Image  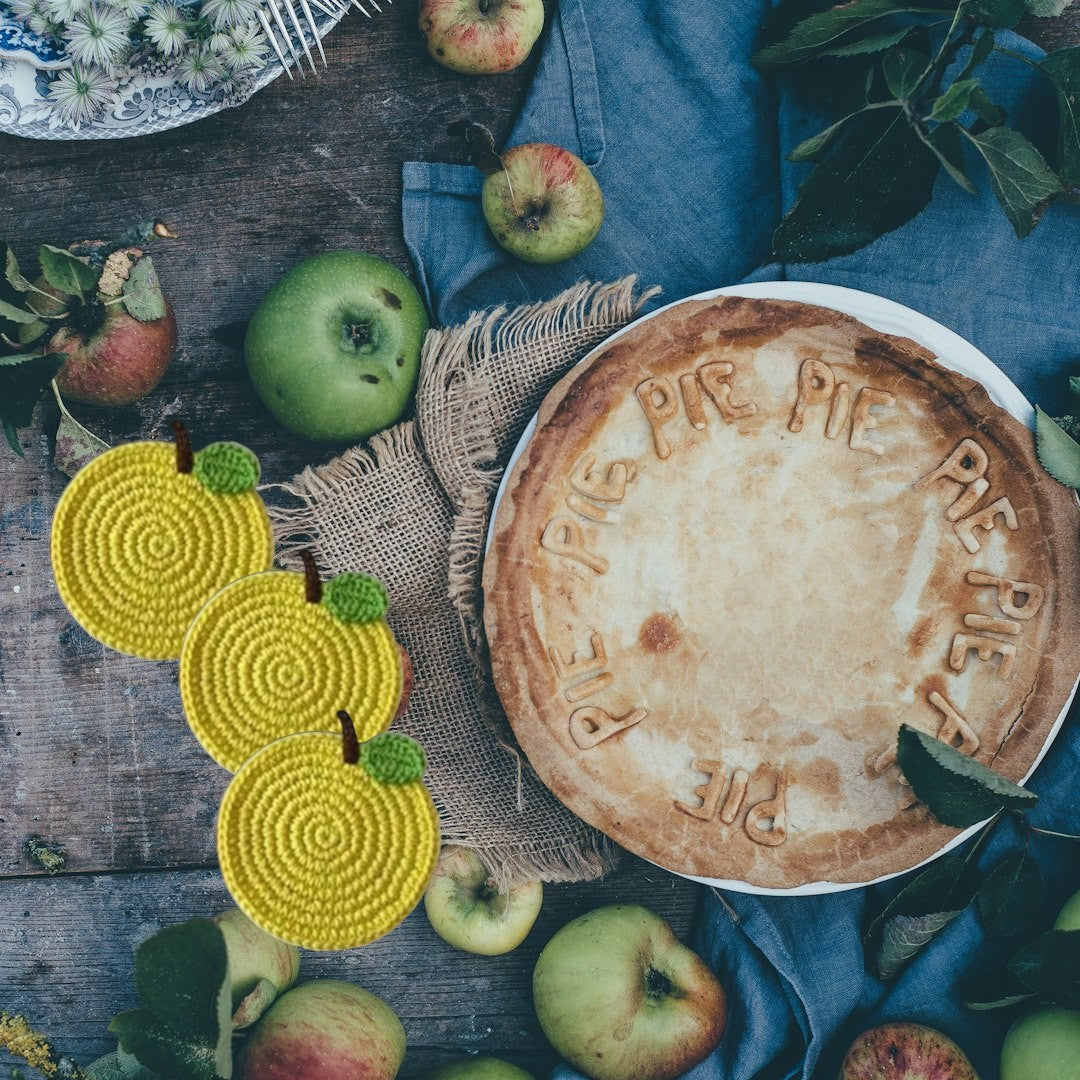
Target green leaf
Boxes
[883,45,929,99]
[924,123,977,191]
[929,78,981,121]
[134,919,231,1047]
[897,724,1039,827]
[0,352,66,455]
[122,255,167,322]
[0,297,43,325]
[110,1011,228,1080]
[964,0,1026,27]
[1039,47,1080,187]
[1070,374,1080,402]
[773,107,940,261]
[87,1050,163,1079]
[753,1,951,69]
[820,25,914,56]
[866,856,975,978]
[54,403,110,478]
[957,29,995,80]
[37,244,98,300]
[1025,0,1070,15]
[3,244,32,293]
[961,964,1036,1009]
[976,851,1044,938]
[967,86,1005,127]
[1035,405,1080,487]
[965,126,1063,236]
[1008,929,1080,1008]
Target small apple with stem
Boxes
[482,142,604,264]
[423,845,543,955]
[418,0,544,75]
[532,904,726,1080]
[235,979,406,1080]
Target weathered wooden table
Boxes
[1,4,1077,1077]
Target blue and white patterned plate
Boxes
[0,3,345,140]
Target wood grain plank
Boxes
[0,856,701,1078]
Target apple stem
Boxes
[299,549,322,603]
[171,420,193,474]
[338,709,360,765]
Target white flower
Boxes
[176,47,225,92]
[8,0,45,22]
[102,0,148,18]
[43,0,90,22]
[47,63,114,127]
[215,22,267,70]
[64,4,131,70]
[199,0,259,30]
[144,1,188,56]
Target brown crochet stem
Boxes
[299,549,322,603]
[338,710,360,765]
[171,420,193,474]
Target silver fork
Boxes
[255,0,390,79]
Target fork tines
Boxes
[258,0,389,78]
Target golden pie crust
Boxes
[483,297,1080,889]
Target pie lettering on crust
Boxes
[482,297,1080,889]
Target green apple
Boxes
[481,144,604,265]
[1053,886,1080,930]
[418,0,544,75]
[1000,1007,1080,1080]
[244,251,428,444]
[236,979,405,1080]
[212,906,300,1028]
[839,1022,978,1080]
[425,1057,537,1080]
[423,845,542,955]
[532,904,726,1080]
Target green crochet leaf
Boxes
[360,732,426,784]
[193,442,261,494]
[322,572,388,624]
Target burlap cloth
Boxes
[268,277,661,885]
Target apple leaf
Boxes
[0,351,66,456]
[923,123,977,192]
[819,26,915,57]
[866,856,977,978]
[0,297,44,326]
[112,919,232,1080]
[122,255,166,322]
[957,30,995,81]
[883,45,929,99]
[928,78,981,122]
[1039,47,1080,187]
[87,1050,164,1079]
[110,1012,228,1080]
[1035,406,1080,488]
[976,851,1044,939]
[54,402,110,478]
[896,724,1038,827]
[961,964,1035,1010]
[964,0,1026,27]
[1070,375,1080,401]
[753,1,953,69]
[968,86,1005,126]
[773,107,940,261]
[964,127,1063,237]
[1008,929,1080,1009]
[3,244,32,293]
[38,244,98,301]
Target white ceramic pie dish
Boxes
[485,281,1078,896]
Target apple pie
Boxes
[482,296,1080,889]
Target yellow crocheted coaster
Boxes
[50,438,274,660]
[217,726,440,950]
[180,569,403,772]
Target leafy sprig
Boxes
[1034,372,1080,487]
[754,0,1080,261]
[866,722,1080,1009]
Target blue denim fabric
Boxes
[401,4,1080,1078]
